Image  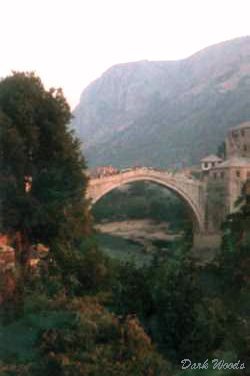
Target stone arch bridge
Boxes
[87,168,207,234]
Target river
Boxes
[95,219,181,265]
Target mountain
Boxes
[72,36,250,169]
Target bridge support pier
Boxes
[193,232,221,250]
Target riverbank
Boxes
[95,219,218,265]
[95,219,180,246]
[95,220,181,265]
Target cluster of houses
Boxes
[88,165,119,178]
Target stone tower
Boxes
[205,122,250,231]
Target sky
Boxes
[1,0,250,109]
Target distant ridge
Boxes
[72,36,250,168]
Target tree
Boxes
[217,141,226,159]
[112,249,227,364]
[222,179,250,248]
[220,179,250,291]
[218,180,250,366]
[33,297,169,376]
[0,72,90,268]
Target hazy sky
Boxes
[1,0,250,109]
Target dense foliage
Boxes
[218,181,250,367]
[111,249,227,363]
[0,72,249,375]
[0,72,169,375]
[0,72,90,267]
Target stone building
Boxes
[225,121,250,158]
[209,156,250,212]
[205,122,250,230]
[200,154,223,172]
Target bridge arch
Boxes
[88,170,205,233]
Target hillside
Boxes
[72,36,250,168]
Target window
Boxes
[243,144,247,152]
[211,162,215,167]
[241,129,245,137]
[220,172,224,178]
[213,172,217,179]
[236,170,241,178]
[204,162,208,168]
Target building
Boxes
[201,122,250,230]
[225,121,250,158]
[200,154,223,172]
[208,156,250,212]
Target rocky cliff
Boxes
[72,36,250,168]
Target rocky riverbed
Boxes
[95,219,180,249]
